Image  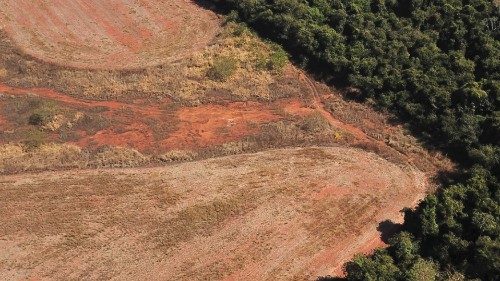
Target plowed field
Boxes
[0,147,427,280]
[0,0,219,69]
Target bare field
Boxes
[0,0,220,69]
[0,3,454,280]
[0,147,427,280]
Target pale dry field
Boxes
[0,147,427,280]
[0,0,220,69]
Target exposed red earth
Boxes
[0,83,312,152]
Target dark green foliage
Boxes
[207,0,499,279]
[267,46,289,71]
[25,99,58,127]
[210,0,498,155]
[345,250,400,281]
[255,44,289,71]
[403,167,500,279]
[22,128,46,149]
[28,113,45,126]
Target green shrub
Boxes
[26,99,58,126]
[267,46,288,71]
[225,11,241,26]
[22,129,46,149]
[28,113,45,126]
[300,112,330,133]
[207,56,238,81]
[256,45,288,72]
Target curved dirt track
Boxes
[0,0,220,69]
[0,147,427,280]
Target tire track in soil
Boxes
[297,72,426,277]
[299,72,370,142]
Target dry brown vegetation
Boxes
[0,23,300,104]
[0,143,152,173]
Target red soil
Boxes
[161,102,280,150]
[0,84,164,116]
[78,123,157,152]
[0,0,220,69]
[0,83,312,152]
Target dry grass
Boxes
[0,110,351,174]
[176,23,290,103]
[0,143,83,173]
[322,94,452,173]
[254,114,342,147]
[218,140,257,155]
[0,24,294,104]
[90,147,150,168]
[0,143,151,173]
[0,94,86,135]
[151,194,252,252]
[300,112,333,134]
[158,149,198,162]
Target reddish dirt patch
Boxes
[0,83,312,152]
[0,0,220,69]
[0,83,164,116]
[281,99,315,116]
[78,123,157,152]
[161,102,280,150]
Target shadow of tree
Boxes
[193,0,220,11]
[316,276,346,281]
[377,219,403,243]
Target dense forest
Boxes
[207,0,499,280]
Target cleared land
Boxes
[0,147,426,280]
[0,0,220,69]
[0,22,450,278]
[0,2,452,280]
